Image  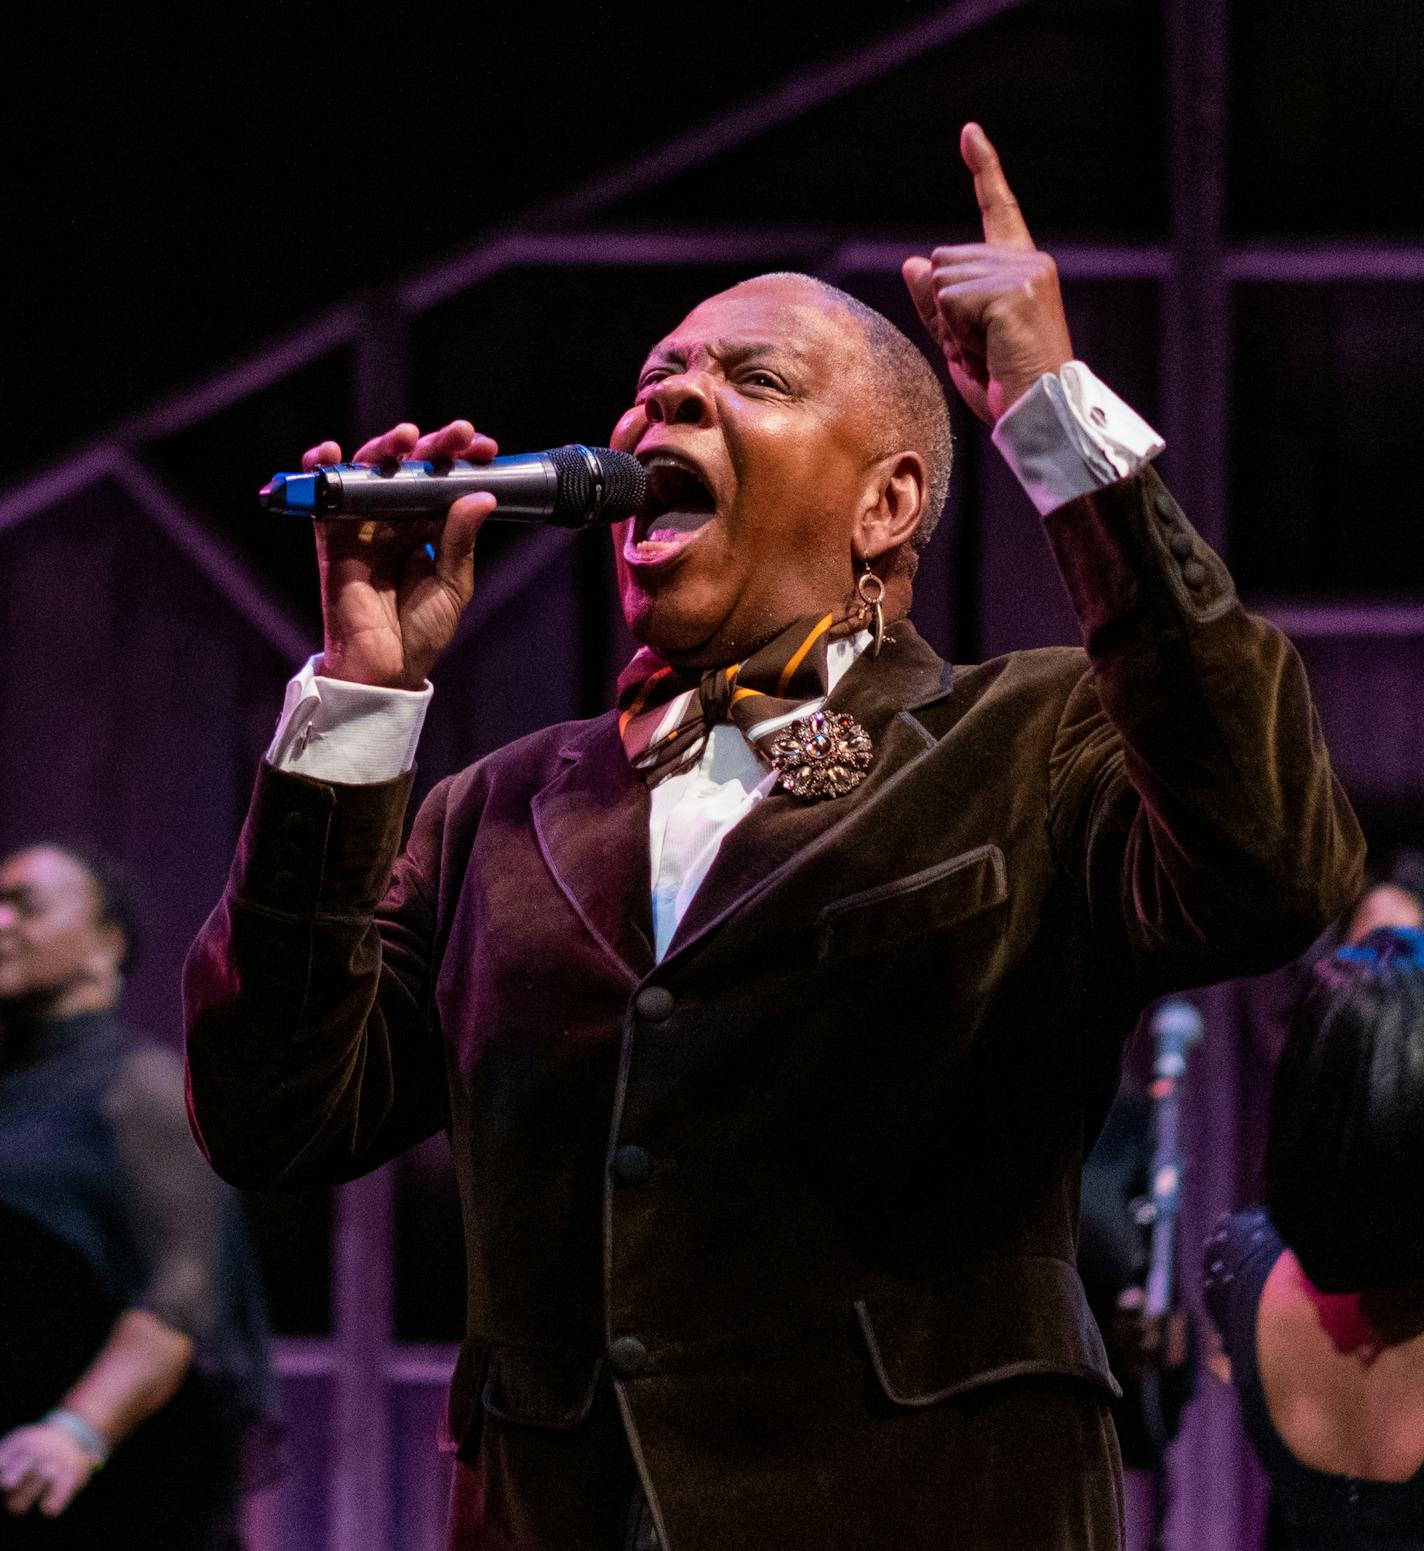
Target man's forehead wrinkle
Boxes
[644,332,816,371]
[723,336,814,363]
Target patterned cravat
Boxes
[617,612,873,796]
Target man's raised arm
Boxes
[904,124,1363,990]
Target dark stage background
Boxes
[3,3,1422,1547]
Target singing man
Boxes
[185,125,1362,1550]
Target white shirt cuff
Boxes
[266,656,432,784]
[991,361,1166,517]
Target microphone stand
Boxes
[1137,999,1204,1550]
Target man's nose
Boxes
[644,373,713,427]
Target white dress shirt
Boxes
[642,635,866,959]
[266,363,1164,961]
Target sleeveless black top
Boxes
[1203,1209,1424,1550]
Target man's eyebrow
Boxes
[639,345,688,376]
[639,337,811,374]
[719,339,813,369]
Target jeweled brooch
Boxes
[768,710,873,799]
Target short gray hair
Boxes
[751,272,953,547]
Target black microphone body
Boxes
[260,445,646,530]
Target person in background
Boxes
[1203,925,1424,1550]
[1343,850,1424,943]
[0,843,277,1550]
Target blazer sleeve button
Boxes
[1181,559,1208,589]
[634,986,675,1022]
[608,1336,650,1378]
[1168,531,1194,560]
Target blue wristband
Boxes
[43,1409,110,1468]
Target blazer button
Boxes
[608,1336,649,1378]
[614,1145,654,1186]
[1168,531,1194,560]
[634,986,675,1022]
[1181,559,1208,589]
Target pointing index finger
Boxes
[961,122,1033,251]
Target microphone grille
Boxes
[548,445,647,526]
[589,448,647,520]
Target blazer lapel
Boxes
[662,622,955,964]
[531,716,656,986]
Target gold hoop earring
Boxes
[857,564,886,657]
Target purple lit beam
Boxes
[10,232,1423,532]
[330,1166,395,1551]
[402,227,847,312]
[1245,599,1424,639]
[0,307,361,518]
[824,240,1175,282]
[1159,0,1231,556]
[122,303,362,444]
[1158,6,1241,1547]
[325,296,410,1551]
[117,452,311,662]
[271,1336,460,1387]
[449,527,575,651]
[0,447,123,536]
[410,0,1033,304]
[1228,246,1424,283]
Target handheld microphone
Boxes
[259,445,646,530]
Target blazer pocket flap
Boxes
[480,1343,603,1430]
[855,1257,1119,1407]
[818,844,1008,962]
[439,1338,489,1455]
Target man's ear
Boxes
[853,451,927,562]
[88,919,126,980]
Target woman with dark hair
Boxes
[0,843,277,1549]
[1203,926,1424,1548]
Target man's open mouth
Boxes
[625,454,718,567]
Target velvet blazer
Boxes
[185,467,1363,1550]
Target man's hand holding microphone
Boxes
[277,419,648,691]
[300,418,499,691]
